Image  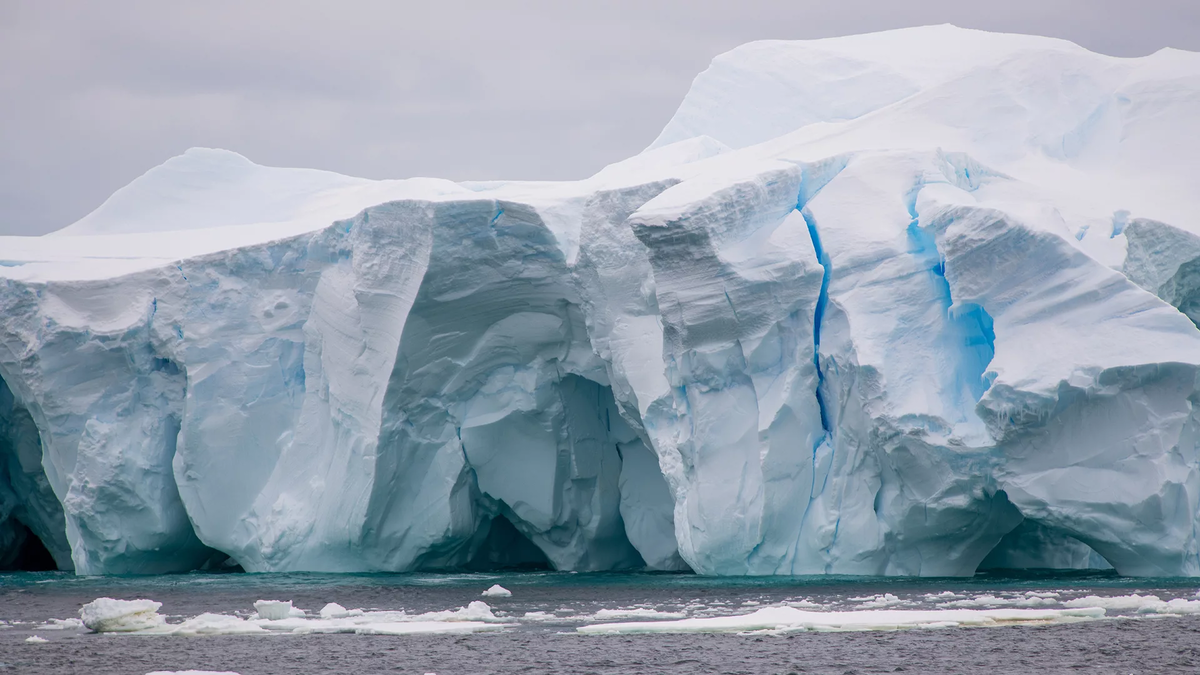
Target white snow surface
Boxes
[2,25,1200,576]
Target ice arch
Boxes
[979,520,1114,571]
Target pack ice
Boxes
[2,25,1200,576]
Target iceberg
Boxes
[2,25,1200,576]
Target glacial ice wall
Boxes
[2,25,1200,575]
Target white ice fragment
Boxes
[25,636,48,643]
[253,600,295,620]
[850,594,910,609]
[319,602,361,619]
[79,598,165,632]
[481,585,512,598]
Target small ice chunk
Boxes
[25,635,48,643]
[253,600,295,620]
[481,585,512,598]
[319,602,349,619]
[458,601,496,620]
[79,598,165,632]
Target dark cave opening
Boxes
[976,519,1114,573]
[464,514,553,572]
[5,521,57,572]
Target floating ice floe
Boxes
[79,598,166,632]
[481,585,512,598]
[591,608,688,621]
[80,597,511,637]
[848,593,911,609]
[937,594,1060,609]
[253,599,303,620]
[25,635,48,643]
[1062,594,1200,615]
[576,606,1106,634]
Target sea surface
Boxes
[2,570,1199,674]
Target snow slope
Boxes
[2,25,1200,575]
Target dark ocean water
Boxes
[2,570,1199,675]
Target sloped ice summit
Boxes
[3,25,1200,576]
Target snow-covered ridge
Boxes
[2,25,1200,576]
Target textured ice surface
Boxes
[2,25,1200,576]
[252,600,298,620]
[79,598,166,632]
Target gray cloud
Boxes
[2,0,1197,235]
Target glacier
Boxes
[2,24,1200,576]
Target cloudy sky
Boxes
[2,0,1198,235]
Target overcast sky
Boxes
[2,0,1198,235]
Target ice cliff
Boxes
[2,25,1200,576]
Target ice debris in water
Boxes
[25,635,48,643]
[578,606,1106,634]
[849,594,910,609]
[938,594,1059,608]
[71,600,509,637]
[79,598,165,632]
[1062,594,1200,615]
[481,585,512,598]
[36,618,85,630]
[253,600,299,620]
